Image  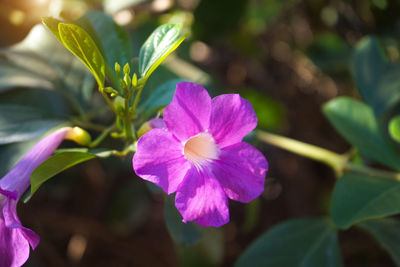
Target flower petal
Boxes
[175,167,229,227]
[0,197,39,267]
[210,94,257,148]
[164,82,211,141]
[133,128,190,194]
[0,127,71,198]
[149,118,166,129]
[213,142,268,203]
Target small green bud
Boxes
[111,132,122,138]
[132,73,138,88]
[115,62,121,77]
[65,127,92,146]
[124,73,132,90]
[119,78,125,90]
[113,96,125,114]
[104,86,118,95]
[123,63,130,75]
[117,106,125,116]
[137,122,152,138]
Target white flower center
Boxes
[183,133,219,167]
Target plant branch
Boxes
[257,130,400,181]
[99,86,118,116]
[89,124,117,148]
[256,130,346,176]
[345,163,400,181]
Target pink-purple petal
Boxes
[210,94,257,148]
[213,142,268,203]
[149,118,166,129]
[3,198,39,249]
[133,128,190,194]
[0,127,72,267]
[0,197,39,267]
[164,82,211,141]
[0,127,71,198]
[175,167,229,227]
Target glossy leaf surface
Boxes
[235,217,343,267]
[323,97,400,171]
[331,173,400,229]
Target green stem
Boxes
[99,86,118,116]
[256,130,346,176]
[124,96,133,140]
[257,130,400,181]
[130,85,144,116]
[89,124,117,148]
[111,143,136,157]
[345,163,400,182]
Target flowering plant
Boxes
[0,5,400,267]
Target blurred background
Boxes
[1,0,400,266]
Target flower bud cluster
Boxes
[111,62,142,98]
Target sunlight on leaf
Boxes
[58,23,105,88]
[139,24,186,80]
[76,11,132,90]
[388,115,400,143]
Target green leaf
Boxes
[1,24,94,112]
[389,115,400,143]
[352,36,400,118]
[54,147,115,158]
[0,88,74,118]
[29,151,96,199]
[0,57,53,93]
[138,78,183,114]
[0,105,64,144]
[58,23,105,88]
[331,173,400,229]
[235,217,343,267]
[139,24,186,80]
[42,17,62,41]
[76,11,132,90]
[323,97,400,171]
[358,218,400,266]
[164,195,202,246]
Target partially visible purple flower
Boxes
[133,82,268,227]
[137,118,166,138]
[149,118,166,129]
[0,127,87,267]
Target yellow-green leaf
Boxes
[58,23,105,88]
[139,24,186,80]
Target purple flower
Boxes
[133,82,268,227]
[0,127,81,267]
